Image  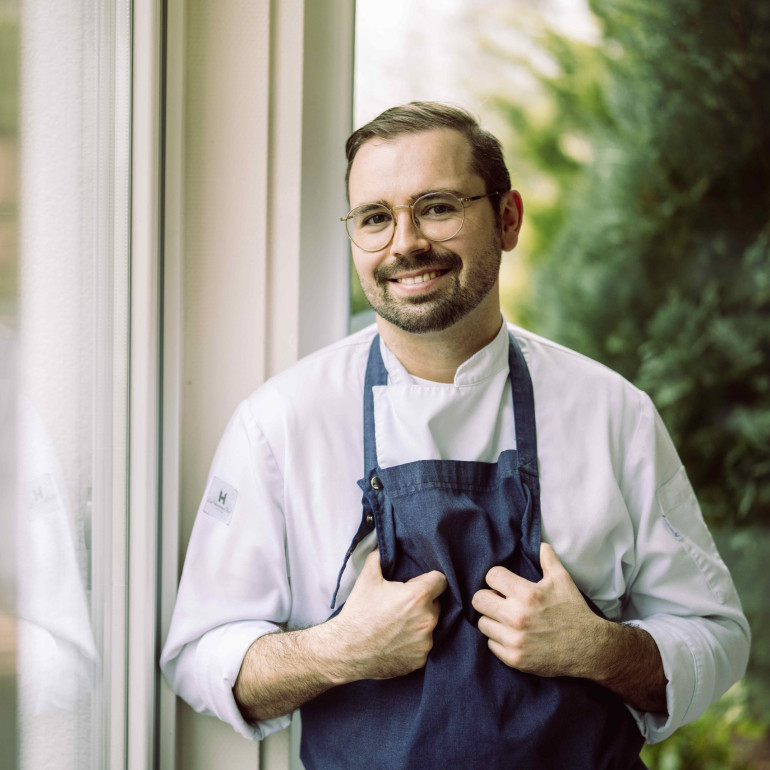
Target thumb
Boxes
[360,548,383,580]
[408,570,448,599]
[539,542,564,576]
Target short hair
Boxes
[345,102,511,213]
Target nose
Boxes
[389,206,430,256]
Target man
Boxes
[161,103,749,768]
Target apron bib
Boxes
[301,334,645,769]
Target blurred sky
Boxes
[354,0,597,132]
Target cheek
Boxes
[353,252,385,285]
[352,257,377,290]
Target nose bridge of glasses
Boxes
[390,202,423,234]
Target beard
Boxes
[357,240,502,334]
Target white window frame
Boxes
[155,1,355,768]
[127,1,164,768]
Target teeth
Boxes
[397,271,439,285]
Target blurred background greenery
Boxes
[354,0,769,765]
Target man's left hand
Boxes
[471,542,603,679]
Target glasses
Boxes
[340,190,506,252]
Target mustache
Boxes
[374,248,462,283]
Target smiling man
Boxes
[161,103,749,769]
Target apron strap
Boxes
[327,335,385,610]
[507,332,539,475]
[363,334,388,477]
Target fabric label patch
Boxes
[203,476,238,525]
[27,473,60,520]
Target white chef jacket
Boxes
[160,320,750,745]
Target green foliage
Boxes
[640,681,769,770]
[498,0,770,529]
[0,10,20,138]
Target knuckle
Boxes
[502,605,528,630]
[411,583,431,604]
[493,640,522,669]
[417,614,436,635]
[518,611,533,630]
[522,587,542,611]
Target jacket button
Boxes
[366,513,374,525]
[370,476,383,490]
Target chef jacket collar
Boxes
[378,315,510,388]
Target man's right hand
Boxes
[234,549,446,722]
[329,549,448,681]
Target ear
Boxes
[500,190,524,252]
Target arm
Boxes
[234,549,447,722]
[472,543,667,712]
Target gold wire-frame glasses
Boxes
[340,190,506,252]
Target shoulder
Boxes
[508,322,649,427]
[509,323,642,392]
[261,324,374,401]
[240,324,376,437]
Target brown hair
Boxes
[345,102,511,217]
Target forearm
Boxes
[233,621,352,722]
[584,619,668,713]
[233,552,446,723]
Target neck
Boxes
[376,291,503,383]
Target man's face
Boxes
[347,129,506,335]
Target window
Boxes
[1,0,131,766]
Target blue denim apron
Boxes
[301,334,645,769]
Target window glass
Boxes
[1,0,130,767]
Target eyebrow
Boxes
[355,188,467,209]
[354,202,389,213]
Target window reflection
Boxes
[0,0,130,766]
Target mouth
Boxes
[390,268,450,285]
[373,249,462,296]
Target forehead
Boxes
[348,129,479,207]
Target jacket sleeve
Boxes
[160,398,292,740]
[619,392,750,743]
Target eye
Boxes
[416,194,463,220]
[352,205,392,231]
[361,211,391,227]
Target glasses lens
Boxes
[413,192,464,242]
[347,204,394,251]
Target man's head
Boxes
[345,102,511,228]
[345,103,522,337]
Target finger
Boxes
[471,588,506,619]
[539,543,565,578]
[409,570,448,600]
[487,638,525,671]
[360,548,383,578]
[485,564,530,598]
[477,615,512,646]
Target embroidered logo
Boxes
[203,476,238,525]
[27,473,60,520]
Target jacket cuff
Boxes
[621,615,699,743]
[195,620,292,741]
